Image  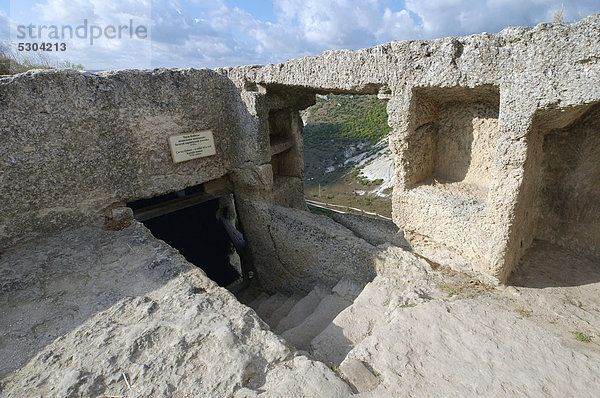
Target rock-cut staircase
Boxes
[246,279,390,393]
[244,245,435,393]
[248,280,364,352]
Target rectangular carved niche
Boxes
[268,108,305,208]
[533,103,600,260]
[406,85,500,202]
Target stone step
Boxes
[255,293,288,322]
[275,285,330,334]
[310,281,387,366]
[331,279,364,300]
[267,294,302,328]
[280,291,355,351]
[248,292,270,311]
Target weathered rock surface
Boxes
[309,241,600,397]
[0,222,189,377]
[0,68,249,249]
[2,16,599,286]
[237,201,378,293]
[309,246,433,366]
[239,235,600,397]
[280,280,362,350]
[275,285,331,333]
[347,297,600,397]
[2,220,600,397]
[0,223,351,397]
[233,356,352,398]
[331,213,411,249]
[1,14,599,398]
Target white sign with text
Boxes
[168,131,216,163]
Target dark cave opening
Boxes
[128,192,240,287]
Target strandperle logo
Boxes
[15,19,148,45]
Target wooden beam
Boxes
[133,188,231,222]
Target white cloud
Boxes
[4,0,599,69]
[19,0,153,69]
[268,0,420,50]
[405,0,599,39]
[35,0,97,23]
[148,0,268,68]
[243,0,423,63]
[378,8,420,40]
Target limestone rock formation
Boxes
[0,14,599,398]
[226,14,600,282]
[0,223,352,397]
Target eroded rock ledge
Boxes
[0,223,351,397]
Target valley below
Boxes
[302,94,394,218]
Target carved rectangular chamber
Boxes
[531,103,600,260]
[394,85,501,276]
[406,85,500,203]
[268,108,306,209]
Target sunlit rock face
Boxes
[1,14,600,397]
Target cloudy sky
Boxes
[0,0,598,70]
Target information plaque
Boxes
[168,131,216,163]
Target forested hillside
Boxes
[303,94,390,145]
[302,94,394,217]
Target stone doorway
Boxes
[128,185,243,287]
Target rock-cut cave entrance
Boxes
[127,183,246,287]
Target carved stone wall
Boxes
[2,15,599,283]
